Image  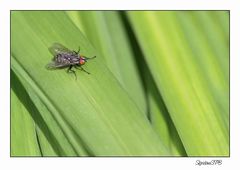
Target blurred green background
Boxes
[11,11,229,156]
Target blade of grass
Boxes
[35,126,58,156]
[176,11,229,124]
[67,11,146,114]
[121,16,187,156]
[11,89,41,156]
[11,11,170,156]
[128,11,229,156]
[11,69,80,156]
[146,73,187,156]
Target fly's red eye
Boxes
[80,59,85,65]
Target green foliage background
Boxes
[11,11,229,156]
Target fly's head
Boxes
[79,55,87,65]
[79,55,96,65]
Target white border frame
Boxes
[1,0,239,169]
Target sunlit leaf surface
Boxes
[11,11,229,156]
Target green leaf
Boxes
[11,89,41,156]
[11,10,229,156]
[11,11,169,156]
[121,21,186,156]
[145,72,186,156]
[11,69,78,156]
[128,11,229,156]
[67,11,146,114]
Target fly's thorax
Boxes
[56,53,80,64]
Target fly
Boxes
[46,43,96,79]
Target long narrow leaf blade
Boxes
[128,11,229,156]
[11,11,170,156]
[67,11,147,113]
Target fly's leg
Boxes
[74,46,80,55]
[74,65,90,74]
[67,65,77,80]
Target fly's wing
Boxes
[45,60,71,69]
[48,43,73,56]
[47,43,78,69]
